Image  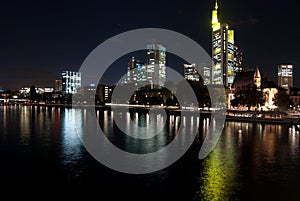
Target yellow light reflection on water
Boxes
[198,155,237,200]
[195,123,238,201]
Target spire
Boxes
[254,66,261,89]
[212,0,220,31]
[254,66,261,78]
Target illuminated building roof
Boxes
[212,0,220,31]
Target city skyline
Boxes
[0,0,299,89]
[126,44,166,88]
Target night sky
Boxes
[0,0,299,89]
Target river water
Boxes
[0,105,299,200]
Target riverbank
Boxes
[2,103,299,125]
[226,109,300,125]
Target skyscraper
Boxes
[54,79,62,92]
[278,64,293,89]
[127,57,146,85]
[61,71,81,94]
[184,64,200,82]
[234,46,243,72]
[211,0,240,87]
[146,44,166,88]
[202,65,211,85]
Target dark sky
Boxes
[0,0,299,89]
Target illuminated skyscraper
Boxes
[146,44,166,88]
[125,45,166,87]
[184,64,200,82]
[61,71,81,94]
[127,57,146,85]
[54,79,62,92]
[234,46,243,72]
[183,64,210,84]
[211,0,240,87]
[202,65,211,85]
[278,64,293,89]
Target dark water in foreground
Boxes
[0,105,300,200]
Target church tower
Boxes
[254,66,261,90]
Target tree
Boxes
[42,92,53,103]
[231,85,265,110]
[273,87,291,110]
[175,80,210,108]
[190,81,211,108]
[29,85,37,102]
[62,93,72,104]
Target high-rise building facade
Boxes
[184,64,200,82]
[183,63,210,84]
[234,46,243,72]
[146,44,166,88]
[96,84,114,103]
[125,44,166,88]
[54,79,62,92]
[127,57,147,84]
[61,71,81,94]
[202,65,211,85]
[278,64,293,89]
[211,1,241,87]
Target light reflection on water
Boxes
[19,106,31,146]
[61,109,84,164]
[195,121,300,201]
[1,106,300,200]
[96,109,197,155]
[195,121,238,201]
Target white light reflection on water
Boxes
[19,106,31,146]
[61,108,85,176]
[95,110,201,159]
[1,106,7,137]
[1,106,300,199]
[289,125,299,159]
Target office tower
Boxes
[278,64,293,89]
[127,57,147,85]
[234,46,243,72]
[184,64,200,82]
[96,84,113,103]
[211,0,240,87]
[54,79,62,91]
[61,71,81,94]
[146,44,166,88]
